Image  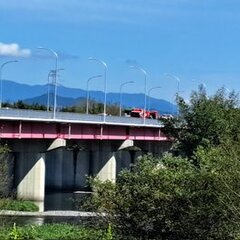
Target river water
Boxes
[44,191,91,211]
[0,191,95,226]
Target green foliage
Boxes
[3,98,121,115]
[85,87,240,239]
[3,101,47,111]
[62,99,120,116]
[62,102,86,113]
[89,153,240,239]
[106,103,120,116]
[0,223,112,240]
[0,199,39,212]
[162,87,240,159]
[0,143,11,198]
[106,223,113,240]
[197,142,240,225]
[8,223,21,240]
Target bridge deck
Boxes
[0,109,161,127]
[0,109,167,141]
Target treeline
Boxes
[2,99,122,116]
[2,101,47,111]
[62,99,121,116]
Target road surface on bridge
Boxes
[0,108,162,128]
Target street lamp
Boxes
[148,86,161,111]
[47,68,64,112]
[88,57,107,121]
[130,66,147,124]
[164,73,180,97]
[119,81,134,116]
[86,75,102,114]
[164,73,180,118]
[38,47,58,119]
[0,60,18,109]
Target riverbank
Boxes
[0,210,105,217]
[0,210,111,239]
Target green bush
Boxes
[89,152,240,239]
[0,143,11,198]
[0,199,39,212]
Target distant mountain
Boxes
[23,93,85,108]
[2,80,176,114]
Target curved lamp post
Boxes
[164,73,180,97]
[164,73,180,118]
[130,66,147,124]
[0,60,18,109]
[148,86,161,111]
[38,47,58,119]
[119,81,134,116]
[88,57,107,121]
[86,75,102,114]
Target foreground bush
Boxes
[0,199,39,212]
[0,223,111,240]
[89,151,240,240]
[0,143,11,198]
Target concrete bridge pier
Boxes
[14,151,45,210]
[90,139,142,182]
[90,141,117,183]
[11,139,66,211]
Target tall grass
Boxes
[0,199,39,212]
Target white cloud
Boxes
[0,43,31,57]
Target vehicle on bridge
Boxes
[124,108,159,119]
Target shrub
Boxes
[89,153,240,239]
[0,199,39,212]
[0,143,12,198]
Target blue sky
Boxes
[0,0,240,102]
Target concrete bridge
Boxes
[0,109,171,211]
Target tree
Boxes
[162,86,240,159]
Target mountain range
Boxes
[2,80,176,114]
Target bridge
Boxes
[0,109,166,140]
[0,109,171,211]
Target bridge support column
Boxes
[15,152,45,211]
[91,141,116,183]
[45,148,64,190]
[75,151,90,189]
[95,154,116,182]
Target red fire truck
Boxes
[124,108,159,119]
